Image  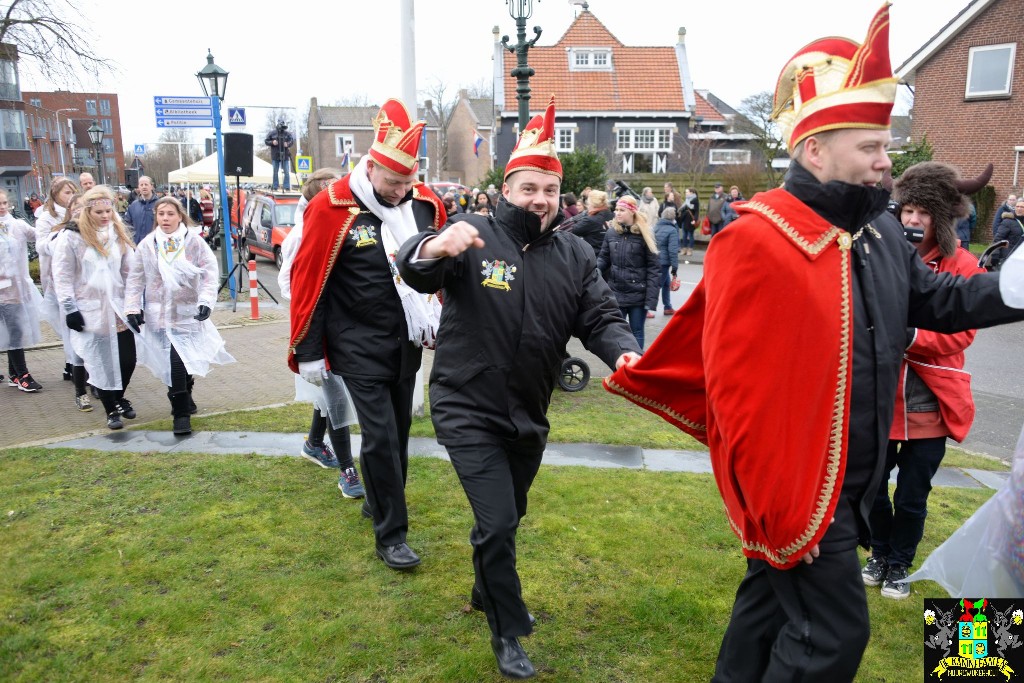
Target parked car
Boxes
[240,190,300,268]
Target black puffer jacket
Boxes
[397,197,639,451]
[994,212,1024,267]
[596,222,660,310]
[570,209,613,253]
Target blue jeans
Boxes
[619,305,646,349]
[681,227,695,249]
[272,158,291,190]
[868,437,947,568]
[710,221,724,236]
[660,265,673,310]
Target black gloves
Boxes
[126,313,144,333]
[194,305,211,322]
[671,268,678,277]
[65,311,85,332]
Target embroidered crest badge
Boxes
[351,224,378,247]
[388,250,401,284]
[481,259,516,291]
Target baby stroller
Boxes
[978,240,1010,272]
[558,355,590,392]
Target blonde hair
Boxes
[612,206,657,253]
[153,196,192,227]
[302,167,343,202]
[587,190,609,212]
[43,178,79,219]
[78,186,134,256]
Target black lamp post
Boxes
[87,119,104,185]
[501,0,542,132]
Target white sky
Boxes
[21,0,970,155]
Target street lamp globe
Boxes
[196,49,229,100]
[506,0,534,19]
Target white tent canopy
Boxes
[167,153,274,185]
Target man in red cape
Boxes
[605,5,1024,680]
[287,98,445,571]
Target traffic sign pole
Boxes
[212,97,236,300]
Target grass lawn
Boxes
[132,383,1008,472]
[0,446,994,682]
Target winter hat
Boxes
[893,161,993,256]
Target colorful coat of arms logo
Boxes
[351,224,378,248]
[481,259,516,291]
[925,599,1022,680]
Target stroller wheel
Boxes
[558,357,591,392]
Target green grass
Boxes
[0,447,994,681]
[133,383,1003,471]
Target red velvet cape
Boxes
[605,188,854,569]
[286,174,445,372]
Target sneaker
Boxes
[300,441,340,468]
[75,394,93,412]
[664,308,675,315]
[338,467,366,498]
[8,374,20,387]
[15,373,42,392]
[862,556,888,586]
[117,398,136,419]
[106,411,123,430]
[881,565,911,599]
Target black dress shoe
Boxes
[375,542,421,570]
[490,636,535,679]
[471,586,536,626]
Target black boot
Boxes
[170,391,192,436]
[490,636,536,679]
[187,376,197,414]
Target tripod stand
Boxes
[217,174,279,313]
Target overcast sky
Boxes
[21,0,970,156]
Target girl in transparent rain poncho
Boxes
[53,186,138,429]
[124,196,233,436]
[0,189,43,392]
[277,168,363,498]
[34,178,79,383]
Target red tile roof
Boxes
[501,10,725,123]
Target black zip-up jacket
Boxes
[785,162,1024,550]
[596,223,661,311]
[570,209,613,253]
[397,197,640,451]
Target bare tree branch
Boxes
[421,79,457,174]
[734,90,785,187]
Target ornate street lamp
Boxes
[501,0,542,131]
[196,49,236,298]
[87,119,105,185]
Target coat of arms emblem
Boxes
[481,259,516,291]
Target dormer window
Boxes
[569,48,612,72]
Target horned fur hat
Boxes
[892,161,993,257]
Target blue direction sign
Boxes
[134,144,146,156]
[153,96,212,107]
[156,118,213,128]
[154,106,213,117]
[227,107,246,126]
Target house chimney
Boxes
[678,27,686,45]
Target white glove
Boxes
[298,359,327,386]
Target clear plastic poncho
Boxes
[52,227,131,390]
[124,225,234,386]
[0,213,43,351]
[907,425,1024,597]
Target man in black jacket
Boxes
[397,97,640,680]
[265,121,294,190]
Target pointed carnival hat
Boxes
[369,98,425,175]
[504,96,562,181]
[771,3,898,151]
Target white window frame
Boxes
[555,124,575,153]
[709,148,752,165]
[614,123,674,153]
[335,134,354,158]
[965,43,1016,98]
[568,48,613,72]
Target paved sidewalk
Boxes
[44,429,1009,490]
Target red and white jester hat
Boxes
[369,98,425,175]
[504,96,563,181]
[771,3,898,151]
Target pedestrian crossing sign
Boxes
[295,156,312,173]
[227,107,246,126]
[134,144,145,156]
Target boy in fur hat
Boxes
[862,161,990,599]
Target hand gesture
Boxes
[615,352,642,369]
[420,221,485,259]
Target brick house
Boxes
[306,98,441,179]
[442,90,494,187]
[896,0,1023,228]
[492,6,752,179]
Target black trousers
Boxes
[343,375,415,546]
[712,549,870,682]
[98,329,136,414]
[447,443,543,639]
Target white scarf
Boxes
[348,156,441,347]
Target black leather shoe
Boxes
[471,586,536,627]
[375,542,421,570]
[490,636,535,679]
